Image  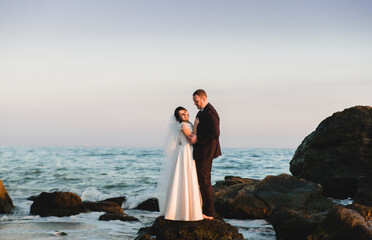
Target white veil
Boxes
[156,115,180,215]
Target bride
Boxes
[156,106,204,221]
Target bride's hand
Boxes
[188,134,197,144]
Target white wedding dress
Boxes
[157,120,203,221]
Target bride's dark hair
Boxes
[174,106,187,123]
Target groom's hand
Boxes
[188,134,198,144]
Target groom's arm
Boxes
[196,109,220,144]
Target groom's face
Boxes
[193,95,205,109]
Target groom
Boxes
[189,89,221,219]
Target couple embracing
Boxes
[157,89,221,221]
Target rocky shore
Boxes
[214,106,372,239]
[29,191,138,222]
[212,106,372,239]
[212,174,372,240]
[213,174,334,239]
[1,105,371,239]
[135,106,372,239]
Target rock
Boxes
[258,174,333,240]
[30,192,90,217]
[135,198,159,212]
[27,195,39,201]
[83,201,124,214]
[214,174,335,240]
[134,234,154,240]
[137,216,243,240]
[290,106,372,199]
[255,174,333,211]
[51,230,68,236]
[353,176,372,207]
[255,174,333,239]
[213,174,333,219]
[99,196,126,206]
[309,206,372,240]
[213,176,269,219]
[346,203,372,221]
[0,180,15,214]
[268,207,328,240]
[99,212,138,221]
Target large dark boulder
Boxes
[0,180,14,213]
[30,192,90,217]
[214,174,334,240]
[268,207,328,240]
[290,106,372,199]
[213,176,269,219]
[136,216,243,240]
[309,205,372,240]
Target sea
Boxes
[0,146,294,240]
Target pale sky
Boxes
[1,0,371,148]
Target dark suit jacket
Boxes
[193,103,221,161]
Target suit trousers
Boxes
[195,157,214,216]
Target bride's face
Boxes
[178,110,189,122]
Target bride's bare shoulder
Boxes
[180,122,192,128]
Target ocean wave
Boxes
[0,216,10,222]
[80,187,111,201]
[124,192,157,210]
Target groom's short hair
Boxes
[193,89,207,98]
